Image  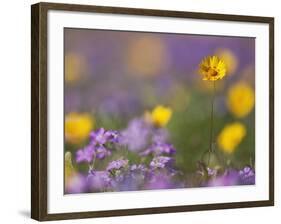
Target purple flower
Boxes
[105,130,119,143]
[119,118,151,152]
[109,164,148,191]
[87,171,112,191]
[65,174,87,194]
[152,128,169,143]
[95,145,111,159]
[118,118,171,153]
[76,145,95,163]
[130,164,147,172]
[141,142,176,156]
[90,128,120,146]
[150,156,174,169]
[129,164,148,180]
[145,173,174,190]
[208,169,240,186]
[113,177,139,191]
[207,167,217,177]
[90,128,108,145]
[106,159,129,172]
[239,166,255,185]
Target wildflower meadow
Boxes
[64,29,255,194]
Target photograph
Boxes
[0,0,278,223]
[30,2,274,220]
[64,28,256,194]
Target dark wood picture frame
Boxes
[31,2,274,221]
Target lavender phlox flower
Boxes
[141,142,176,156]
[129,164,148,180]
[65,174,87,193]
[145,173,173,190]
[130,164,147,172]
[76,145,95,163]
[113,177,139,191]
[88,128,119,160]
[239,166,255,185]
[107,159,129,183]
[112,166,146,191]
[119,118,151,152]
[208,169,239,186]
[87,171,112,191]
[207,167,217,177]
[152,128,169,143]
[150,156,174,169]
[106,159,129,172]
[105,130,119,143]
[90,128,119,145]
[111,164,148,191]
[95,145,111,159]
[90,128,108,145]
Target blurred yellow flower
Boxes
[146,105,172,127]
[227,82,255,118]
[65,113,94,144]
[65,151,76,181]
[217,122,246,154]
[65,53,87,83]
[65,152,86,193]
[216,48,238,75]
[199,56,226,81]
[126,37,169,77]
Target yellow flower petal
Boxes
[65,53,87,83]
[65,112,94,144]
[150,105,172,127]
[227,82,255,118]
[216,48,238,75]
[199,55,227,81]
[217,122,246,154]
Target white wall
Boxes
[0,0,280,223]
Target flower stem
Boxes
[89,154,96,172]
[209,81,216,154]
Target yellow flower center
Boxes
[207,68,218,77]
[198,55,227,81]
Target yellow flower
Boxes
[227,82,255,118]
[217,122,246,154]
[65,53,87,83]
[65,151,76,181]
[147,105,172,127]
[65,113,94,144]
[126,37,168,77]
[65,152,85,193]
[215,48,238,75]
[199,55,227,81]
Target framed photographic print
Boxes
[31,2,274,221]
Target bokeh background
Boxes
[64,28,255,174]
